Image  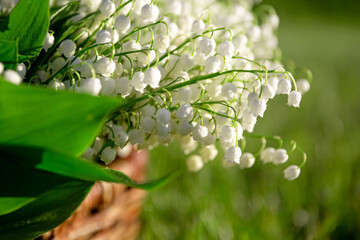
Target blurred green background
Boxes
[140,0,360,239]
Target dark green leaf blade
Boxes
[0,179,92,240]
[0,0,49,60]
[0,80,122,156]
[1,145,182,191]
[0,39,18,69]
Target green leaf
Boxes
[0,182,92,240]
[0,0,50,61]
[0,39,18,69]
[0,145,179,238]
[0,157,92,239]
[0,80,122,157]
[1,145,182,191]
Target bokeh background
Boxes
[140,0,360,239]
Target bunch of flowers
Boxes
[1,0,310,180]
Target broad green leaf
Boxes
[0,39,18,69]
[1,145,182,191]
[0,145,179,238]
[0,181,92,240]
[0,80,122,156]
[0,0,49,60]
[0,156,86,216]
[0,160,92,240]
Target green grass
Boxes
[140,2,360,239]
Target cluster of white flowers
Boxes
[1,0,310,181]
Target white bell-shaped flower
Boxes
[99,0,115,16]
[43,32,55,52]
[96,30,112,44]
[16,63,26,79]
[94,57,116,76]
[232,35,248,52]
[114,15,131,33]
[239,152,255,169]
[296,79,310,94]
[153,34,170,52]
[191,19,205,34]
[155,108,171,124]
[131,71,147,93]
[177,121,193,136]
[218,40,235,59]
[140,105,156,117]
[288,91,302,107]
[220,125,236,142]
[277,78,292,95]
[204,56,221,73]
[58,39,76,58]
[128,128,145,145]
[273,148,289,165]
[283,165,301,180]
[221,82,237,100]
[77,77,102,96]
[176,103,194,121]
[199,38,216,56]
[199,145,218,162]
[100,146,117,165]
[144,67,161,88]
[261,84,275,100]
[186,155,204,172]
[100,77,115,96]
[192,124,208,142]
[48,79,65,91]
[260,147,275,164]
[224,146,242,164]
[115,77,132,98]
[141,4,159,22]
[140,116,156,133]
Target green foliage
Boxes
[0,0,49,61]
[0,39,18,69]
[0,80,120,157]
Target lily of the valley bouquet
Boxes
[0,0,310,239]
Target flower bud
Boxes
[155,108,171,124]
[224,146,242,164]
[114,15,131,33]
[144,67,161,88]
[191,19,205,34]
[186,155,204,172]
[99,0,115,16]
[58,39,76,58]
[199,145,218,162]
[204,56,221,73]
[100,146,117,165]
[129,128,145,145]
[260,147,275,163]
[96,30,112,44]
[141,4,159,22]
[77,77,102,96]
[199,38,216,56]
[218,40,235,59]
[176,103,194,121]
[296,79,310,94]
[273,148,288,165]
[153,34,170,52]
[239,152,255,169]
[3,70,22,85]
[283,165,301,180]
[43,32,55,52]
